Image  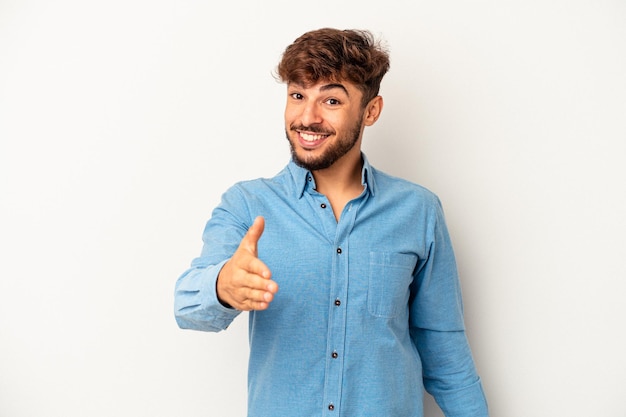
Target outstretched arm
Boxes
[174,187,278,332]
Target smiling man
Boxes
[174,28,488,417]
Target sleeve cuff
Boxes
[431,378,489,417]
[174,259,242,332]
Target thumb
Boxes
[240,216,265,255]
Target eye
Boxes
[325,98,341,105]
[289,92,304,100]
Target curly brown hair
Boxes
[276,28,390,107]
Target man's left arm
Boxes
[409,196,488,417]
[412,327,488,417]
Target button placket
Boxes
[322,193,364,417]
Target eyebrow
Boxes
[290,82,350,97]
[319,83,349,96]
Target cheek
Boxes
[284,107,297,126]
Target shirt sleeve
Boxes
[409,196,489,416]
[174,259,240,331]
[413,328,488,416]
[173,185,252,332]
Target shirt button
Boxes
[336,247,342,254]
[334,299,341,306]
[321,203,327,209]
[332,351,338,359]
[328,404,335,411]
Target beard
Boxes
[286,118,363,171]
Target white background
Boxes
[1,1,625,416]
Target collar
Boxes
[287,153,377,199]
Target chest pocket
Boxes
[367,252,417,318]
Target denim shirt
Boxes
[174,155,488,417]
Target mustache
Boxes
[289,124,334,135]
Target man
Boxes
[174,28,488,416]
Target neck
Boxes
[311,150,363,196]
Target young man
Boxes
[175,28,488,416]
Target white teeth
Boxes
[301,132,326,142]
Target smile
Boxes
[300,132,330,143]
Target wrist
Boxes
[215,276,233,309]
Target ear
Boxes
[363,96,383,126]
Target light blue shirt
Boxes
[174,155,488,416]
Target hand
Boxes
[216,216,278,311]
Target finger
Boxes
[237,274,278,301]
[242,287,276,305]
[240,216,265,255]
[230,284,277,311]
[239,254,272,280]
[246,287,277,311]
[244,300,271,311]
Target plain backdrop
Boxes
[1,1,625,416]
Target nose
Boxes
[299,101,323,127]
